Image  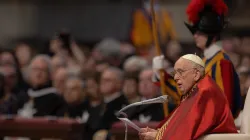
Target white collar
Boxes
[28,87,57,98]
[204,44,222,59]
[104,92,121,103]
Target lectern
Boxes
[0,116,84,140]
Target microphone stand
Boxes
[118,112,128,140]
[116,95,169,116]
[116,102,142,116]
[116,95,169,140]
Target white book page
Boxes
[118,117,142,132]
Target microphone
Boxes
[116,95,169,116]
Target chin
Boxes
[179,89,185,94]
[195,43,201,48]
[196,43,205,50]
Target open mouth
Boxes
[177,83,182,89]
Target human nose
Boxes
[174,73,180,81]
[194,33,198,39]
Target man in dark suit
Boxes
[127,68,164,123]
[97,67,128,130]
[17,55,66,118]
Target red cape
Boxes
[156,76,237,140]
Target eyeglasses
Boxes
[170,68,195,77]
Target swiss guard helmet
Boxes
[184,0,228,47]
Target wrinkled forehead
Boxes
[174,58,193,70]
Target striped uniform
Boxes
[153,44,241,117]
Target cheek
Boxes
[30,72,37,80]
[41,73,48,81]
[101,82,112,91]
[199,36,208,45]
[202,37,207,43]
[184,78,194,88]
[139,82,144,91]
[130,85,137,92]
[72,91,79,98]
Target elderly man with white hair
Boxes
[139,54,237,140]
[17,55,66,118]
[123,56,149,72]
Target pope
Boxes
[139,54,238,140]
[153,0,241,118]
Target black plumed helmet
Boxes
[184,0,228,36]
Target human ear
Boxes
[194,70,201,82]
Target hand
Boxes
[153,55,165,70]
[139,127,158,140]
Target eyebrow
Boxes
[174,68,184,71]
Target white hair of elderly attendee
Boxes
[123,56,149,72]
[94,38,121,57]
[28,54,52,74]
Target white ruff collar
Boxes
[204,44,222,59]
[28,87,57,98]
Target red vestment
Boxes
[155,76,237,140]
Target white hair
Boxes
[29,54,52,74]
[123,56,149,72]
[94,38,121,57]
[191,62,205,77]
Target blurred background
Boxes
[0,0,250,140]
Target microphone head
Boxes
[141,95,169,104]
[160,95,168,102]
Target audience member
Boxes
[97,67,128,130]
[53,67,67,95]
[64,76,85,111]
[122,72,140,104]
[93,38,122,67]
[14,42,35,81]
[0,49,29,92]
[127,68,164,123]
[0,65,19,95]
[83,72,103,140]
[0,72,18,114]
[17,55,66,118]
[123,56,148,73]
[51,54,67,78]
